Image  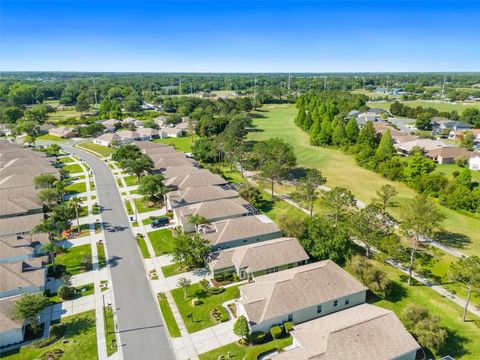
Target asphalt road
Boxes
[63,144,175,360]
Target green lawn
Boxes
[202,163,246,184]
[2,310,97,360]
[104,306,118,357]
[66,181,87,194]
[56,244,92,275]
[70,224,90,238]
[154,135,194,152]
[37,134,66,142]
[137,236,150,258]
[199,336,293,360]
[258,189,307,223]
[172,283,240,333]
[124,201,134,216]
[158,293,181,337]
[247,104,480,256]
[435,163,480,183]
[133,198,160,213]
[78,205,89,217]
[161,263,188,278]
[367,260,480,359]
[77,142,114,157]
[366,100,480,114]
[62,163,83,174]
[97,243,106,268]
[47,283,94,304]
[148,229,175,256]
[58,156,76,163]
[123,175,139,187]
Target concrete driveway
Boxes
[62,144,175,360]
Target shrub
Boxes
[209,287,225,295]
[57,285,74,300]
[199,279,210,291]
[192,298,203,306]
[270,325,282,339]
[232,273,239,282]
[80,254,92,270]
[32,324,66,348]
[283,321,294,334]
[250,331,266,345]
[39,348,64,360]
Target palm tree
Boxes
[31,219,57,243]
[188,214,208,232]
[41,241,64,273]
[70,197,82,234]
[157,184,171,207]
[54,179,69,203]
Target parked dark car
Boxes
[151,217,169,228]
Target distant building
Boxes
[469,155,480,171]
[396,138,449,155]
[0,296,25,348]
[426,147,472,164]
[48,126,76,138]
[97,118,120,132]
[432,117,472,132]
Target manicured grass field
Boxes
[172,284,240,333]
[97,243,106,268]
[58,156,76,163]
[124,175,139,187]
[137,236,150,258]
[47,283,94,304]
[158,293,181,337]
[202,163,246,184]
[37,134,66,142]
[366,100,480,114]
[368,260,480,359]
[247,104,480,256]
[124,201,134,215]
[199,336,293,360]
[104,306,118,356]
[66,181,87,194]
[62,163,83,174]
[435,163,480,183]
[154,135,194,152]
[2,310,97,360]
[161,263,187,278]
[56,244,92,275]
[77,142,114,157]
[133,198,159,213]
[148,229,175,256]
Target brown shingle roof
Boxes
[209,237,309,273]
[131,141,169,149]
[0,213,44,237]
[141,146,177,156]
[426,147,473,160]
[165,172,227,189]
[274,304,420,360]
[239,261,367,325]
[161,165,205,180]
[175,198,249,223]
[0,234,47,261]
[0,296,23,332]
[167,185,238,208]
[0,258,47,294]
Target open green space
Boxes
[172,283,239,333]
[157,293,181,337]
[124,201,134,216]
[47,283,94,304]
[123,175,139,187]
[62,163,83,174]
[66,181,87,194]
[104,306,118,357]
[97,243,106,268]
[136,236,150,258]
[154,135,194,152]
[199,336,293,360]
[202,163,246,184]
[148,229,175,256]
[369,260,480,359]
[56,244,92,275]
[58,156,76,164]
[435,163,480,183]
[70,224,90,238]
[366,100,480,114]
[161,263,188,278]
[257,189,308,222]
[77,142,114,157]
[36,134,66,142]
[2,310,97,360]
[133,198,159,213]
[247,104,480,255]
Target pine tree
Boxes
[332,122,346,146]
[375,130,395,162]
[345,117,359,144]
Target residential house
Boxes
[0,195,43,219]
[141,145,177,156]
[396,138,449,155]
[159,127,185,138]
[432,117,472,132]
[136,127,159,140]
[153,116,168,127]
[236,260,368,332]
[0,296,25,348]
[199,215,283,250]
[98,119,120,132]
[161,165,204,180]
[149,151,190,162]
[116,130,141,143]
[469,155,480,171]
[131,140,169,150]
[93,133,120,147]
[122,117,144,128]
[166,185,238,209]
[0,257,47,299]
[273,303,420,360]
[164,172,227,190]
[174,198,252,232]
[153,157,197,171]
[449,129,480,143]
[372,122,419,145]
[208,237,309,280]
[0,124,12,137]
[0,234,48,264]
[426,147,473,164]
[48,126,76,139]
[0,213,44,237]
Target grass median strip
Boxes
[148,229,175,256]
[136,235,150,258]
[157,293,181,337]
[104,306,118,356]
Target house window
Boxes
[266,267,278,274]
[288,263,294,269]
[333,300,338,307]
[345,298,350,306]
[317,305,322,314]
[297,260,306,266]
[287,314,293,322]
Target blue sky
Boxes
[1,1,479,72]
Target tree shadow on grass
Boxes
[441,328,469,359]
[258,198,275,214]
[434,230,471,249]
[64,315,95,338]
